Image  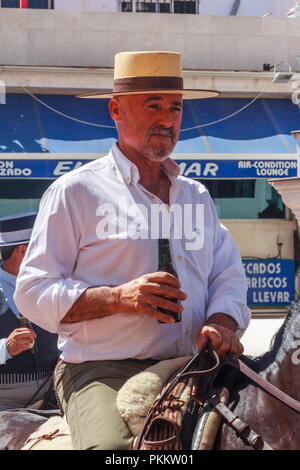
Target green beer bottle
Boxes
[157,238,181,323]
[20,314,37,354]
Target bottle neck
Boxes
[158,239,172,266]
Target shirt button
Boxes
[177,255,182,261]
[185,330,190,336]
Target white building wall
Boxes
[1,9,300,72]
[241,317,285,356]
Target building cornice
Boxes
[1,65,299,97]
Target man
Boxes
[14,51,251,449]
[0,212,59,410]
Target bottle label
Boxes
[158,245,172,266]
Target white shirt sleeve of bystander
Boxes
[0,338,12,365]
[14,183,90,335]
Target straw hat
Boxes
[78,51,219,99]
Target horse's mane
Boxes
[243,300,300,373]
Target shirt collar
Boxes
[110,142,180,187]
[0,264,16,288]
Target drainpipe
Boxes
[230,0,240,15]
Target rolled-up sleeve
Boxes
[14,183,90,334]
[205,199,251,332]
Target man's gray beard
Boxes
[141,144,173,162]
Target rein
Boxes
[225,354,300,414]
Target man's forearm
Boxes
[204,313,239,332]
[61,286,119,324]
[61,272,186,325]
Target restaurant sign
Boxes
[243,259,295,306]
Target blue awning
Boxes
[0,94,299,155]
[178,97,300,155]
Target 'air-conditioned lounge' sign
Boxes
[177,159,298,178]
[0,158,298,179]
[243,259,295,306]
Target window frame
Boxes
[121,1,133,12]
[119,0,198,14]
[136,1,157,13]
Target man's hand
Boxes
[114,272,187,323]
[6,328,37,356]
[197,314,244,357]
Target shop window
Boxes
[0,180,52,218]
[174,0,196,14]
[121,1,132,11]
[199,179,285,219]
[202,180,255,199]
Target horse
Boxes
[0,300,299,450]
[0,409,49,450]
[215,300,300,450]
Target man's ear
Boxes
[17,244,27,258]
[108,97,122,123]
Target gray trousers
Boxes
[54,358,157,450]
[0,378,51,411]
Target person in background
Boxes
[0,212,59,411]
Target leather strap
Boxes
[226,354,300,414]
[24,428,70,451]
[208,394,273,450]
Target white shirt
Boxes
[0,266,19,364]
[14,143,250,363]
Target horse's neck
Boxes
[263,348,300,401]
[253,315,299,403]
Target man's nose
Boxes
[157,109,173,127]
